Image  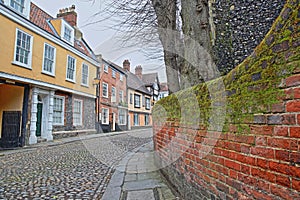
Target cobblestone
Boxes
[0,130,152,199]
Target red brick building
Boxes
[97,59,127,132]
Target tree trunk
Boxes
[180,0,215,88]
[151,0,181,93]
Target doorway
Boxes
[1,111,21,148]
[36,102,43,137]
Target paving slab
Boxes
[123,179,165,191]
[101,186,122,200]
[127,190,155,200]
[109,171,125,187]
[136,172,161,181]
[125,174,138,182]
[101,136,179,200]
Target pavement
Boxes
[0,128,179,200]
[102,142,179,200]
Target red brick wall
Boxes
[153,1,300,199]
[98,63,127,131]
[99,65,127,107]
[154,96,300,199]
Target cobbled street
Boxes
[0,129,153,200]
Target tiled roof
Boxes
[126,72,151,95]
[160,82,168,92]
[142,72,159,86]
[105,60,126,74]
[30,3,55,35]
[29,3,96,60]
[74,39,96,59]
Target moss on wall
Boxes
[154,0,300,133]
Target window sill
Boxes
[81,84,89,88]
[12,61,32,69]
[53,124,64,126]
[42,71,55,77]
[66,79,76,84]
[62,37,74,46]
[73,124,82,126]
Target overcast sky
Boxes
[31,0,166,82]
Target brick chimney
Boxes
[135,65,143,79]
[57,5,77,27]
[123,60,131,72]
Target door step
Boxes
[37,137,47,143]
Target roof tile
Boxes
[30,3,54,35]
[29,3,96,60]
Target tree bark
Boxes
[180,0,215,88]
[151,0,181,93]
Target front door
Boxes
[1,111,21,148]
[36,103,43,137]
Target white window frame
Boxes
[134,94,140,108]
[119,90,124,103]
[73,99,83,126]
[102,82,108,98]
[102,108,109,125]
[111,86,116,102]
[10,0,25,13]
[64,26,72,41]
[61,20,74,45]
[120,74,124,81]
[118,109,126,125]
[13,28,33,69]
[42,43,56,76]
[53,95,65,126]
[112,69,116,78]
[66,55,76,82]
[145,97,151,110]
[6,0,30,17]
[134,113,139,126]
[103,64,108,73]
[81,63,89,87]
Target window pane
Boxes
[15,30,31,66]
[118,109,126,125]
[66,56,75,81]
[11,0,25,13]
[73,100,82,125]
[102,108,109,124]
[81,64,88,85]
[102,83,108,97]
[134,94,140,107]
[43,44,55,73]
[53,97,64,124]
[64,27,72,41]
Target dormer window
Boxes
[10,0,24,13]
[4,0,30,17]
[64,26,72,42]
[61,20,74,45]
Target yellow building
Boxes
[0,1,100,148]
[122,60,152,129]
